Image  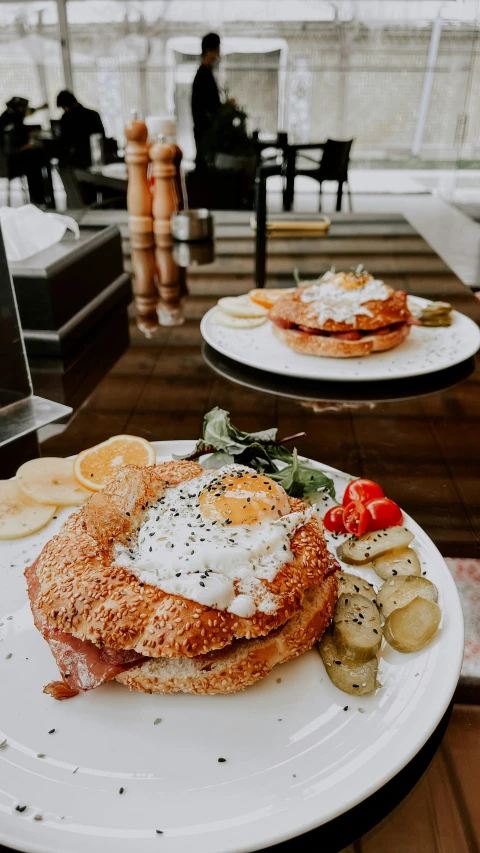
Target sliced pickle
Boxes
[319,629,378,695]
[367,546,421,580]
[333,593,382,661]
[338,527,414,565]
[383,597,441,653]
[337,572,378,604]
[377,576,438,619]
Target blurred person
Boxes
[56,90,105,169]
[191,32,221,167]
[0,96,49,205]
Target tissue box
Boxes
[10,224,130,357]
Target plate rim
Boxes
[0,439,465,853]
[200,303,480,383]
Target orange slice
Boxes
[248,288,294,310]
[74,435,156,491]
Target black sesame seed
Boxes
[48,728,55,734]
[373,628,378,634]
[199,582,205,587]
[343,706,349,711]
[15,805,27,813]
[392,569,398,576]
[352,684,359,688]
[119,787,124,794]
[217,757,226,763]
[156,830,163,835]
[126,512,130,517]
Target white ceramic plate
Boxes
[201,298,480,382]
[0,441,464,853]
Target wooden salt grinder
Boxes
[150,136,180,302]
[125,116,158,323]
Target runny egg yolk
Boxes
[198,472,291,525]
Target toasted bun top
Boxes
[270,284,410,333]
[28,461,338,660]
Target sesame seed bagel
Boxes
[28,461,338,661]
[116,576,337,694]
[272,320,410,358]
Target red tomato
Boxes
[343,478,385,507]
[342,500,368,536]
[365,497,403,531]
[323,505,347,534]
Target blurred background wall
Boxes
[0,0,478,168]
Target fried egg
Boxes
[300,270,392,326]
[115,466,313,618]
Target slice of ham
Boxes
[329,330,361,341]
[272,316,407,339]
[25,563,145,698]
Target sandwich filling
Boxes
[299,271,391,326]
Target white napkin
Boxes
[0,204,79,262]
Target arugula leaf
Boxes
[174,407,336,500]
[201,451,235,470]
[175,408,278,461]
[202,407,277,453]
[270,450,337,500]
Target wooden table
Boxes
[37,212,480,851]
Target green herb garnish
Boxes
[175,408,336,501]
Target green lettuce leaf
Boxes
[174,407,336,500]
[270,449,336,500]
[201,451,235,470]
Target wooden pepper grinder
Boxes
[150,133,178,248]
[146,116,184,210]
[125,111,158,330]
[150,126,181,317]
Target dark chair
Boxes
[284,138,354,212]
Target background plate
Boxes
[0,442,464,853]
[201,299,480,382]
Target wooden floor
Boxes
[40,214,480,852]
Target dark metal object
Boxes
[0,223,71,468]
[9,225,130,358]
[172,240,215,268]
[254,160,282,288]
[10,225,124,331]
[171,209,214,242]
[22,273,131,357]
[0,395,70,448]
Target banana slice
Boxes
[0,481,56,540]
[217,296,268,318]
[212,309,267,329]
[16,457,91,506]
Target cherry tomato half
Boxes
[343,478,384,507]
[342,500,368,536]
[365,497,403,531]
[323,505,347,534]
